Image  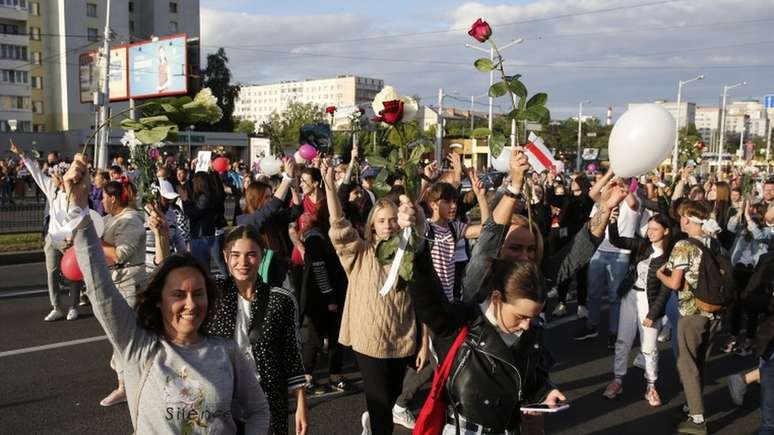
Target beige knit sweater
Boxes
[329,217,417,359]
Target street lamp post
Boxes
[465,38,523,165]
[576,100,590,172]
[717,81,746,169]
[672,75,704,173]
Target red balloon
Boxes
[212,157,230,173]
[61,247,83,282]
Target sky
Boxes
[199,0,774,120]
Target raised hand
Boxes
[509,147,530,192]
[9,139,23,157]
[283,156,296,178]
[397,195,418,230]
[319,158,335,188]
[469,168,485,197]
[63,154,90,208]
[423,161,440,181]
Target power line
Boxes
[222,0,684,48]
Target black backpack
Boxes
[684,238,736,313]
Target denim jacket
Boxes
[727,215,772,267]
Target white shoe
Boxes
[552,302,567,318]
[633,353,646,370]
[66,308,78,321]
[361,411,371,435]
[577,305,588,319]
[44,309,64,322]
[392,405,416,429]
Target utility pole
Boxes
[436,88,443,164]
[672,75,703,174]
[96,0,112,169]
[718,81,746,169]
[470,95,475,132]
[576,100,590,172]
[766,117,772,162]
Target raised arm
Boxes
[64,155,153,360]
[10,140,54,197]
[589,170,614,203]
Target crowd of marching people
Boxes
[6,137,774,435]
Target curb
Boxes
[0,251,45,266]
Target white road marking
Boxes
[0,288,47,299]
[0,335,107,358]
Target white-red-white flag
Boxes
[524,132,558,173]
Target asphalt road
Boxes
[0,263,763,434]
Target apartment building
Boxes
[0,0,32,132]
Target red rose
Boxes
[373,100,404,125]
[325,106,336,114]
[468,18,492,43]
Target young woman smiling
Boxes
[63,155,269,434]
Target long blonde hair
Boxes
[506,214,545,265]
[363,198,398,244]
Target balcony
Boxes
[0,32,27,47]
[0,4,28,22]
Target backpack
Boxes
[684,238,736,313]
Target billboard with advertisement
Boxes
[128,34,187,99]
[78,45,129,103]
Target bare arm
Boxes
[492,148,529,226]
[589,171,614,202]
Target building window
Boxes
[0,95,31,110]
[1,69,28,84]
[169,2,177,13]
[128,1,133,12]
[32,101,42,114]
[86,2,97,17]
[169,21,178,33]
[87,28,98,42]
[29,27,41,40]
[0,0,27,8]
[31,75,41,88]
[1,24,19,35]
[0,45,28,60]
[32,51,41,64]
[30,1,39,15]
[129,20,135,34]
[33,124,44,132]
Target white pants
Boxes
[614,290,660,383]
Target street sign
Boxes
[526,122,543,131]
[765,95,774,109]
[586,132,597,137]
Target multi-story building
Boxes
[628,100,696,127]
[695,106,720,143]
[234,75,384,130]
[725,99,769,138]
[29,0,199,132]
[0,0,32,132]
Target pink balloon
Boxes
[61,248,83,282]
[299,144,318,161]
[586,163,597,173]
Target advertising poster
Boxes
[128,34,187,99]
[78,46,129,103]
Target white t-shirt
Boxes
[235,295,256,366]
[591,196,640,255]
[634,246,663,290]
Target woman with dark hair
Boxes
[708,181,734,250]
[98,178,148,407]
[182,171,216,269]
[602,213,674,406]
[204,225,309,435]
[408,246,566,434]
[63,155,269,434]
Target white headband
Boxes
[687,216,721,235]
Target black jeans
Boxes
[730,264,756,339]
[395,360,435,408]
[354,352,411,435]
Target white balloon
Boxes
[294,151,307,165]
[492,147,511,173]
[260,155,283,176]
[608,104,675,178]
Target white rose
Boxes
[120,130,141,151]
[371,86,400,115]
[400,96,419,123]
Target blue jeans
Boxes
[586,250,629,334]
[761,353,774,435]
[666,291,681,359]
[210,231,227,277]
[190,236,215,271]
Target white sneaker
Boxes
[577,305,588,319]
[66,308,78,321]
[360,411,371,435]
[44,309,64,322]
[552,302,567,318]
[633,353,646,370]
[392,405,416,429]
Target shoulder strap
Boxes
[448,221,458,242]
[439,325,469,386]
[131,342,160,433]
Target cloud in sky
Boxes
[201,0,774,119]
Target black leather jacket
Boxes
[409,247,554,434]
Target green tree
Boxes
[199,48,238,132]
[260,101,324,151]
[676,123,704,164]
[234,118,256,134]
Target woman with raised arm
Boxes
[62,155,269,434]
[320,158,424,435]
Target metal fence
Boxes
[0,198,239,235]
